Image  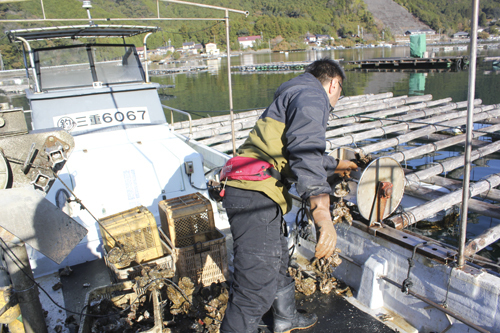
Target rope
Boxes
[401,151,408,170]
[406,172,422,191]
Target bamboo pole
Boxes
[326,98,467,130]
[388,173,500,229]
[424,133,491,148]
[175,93,397,133]
[172,91,390,132]
[336,92,391,105]
[332,94,432,113]
[178,119,257,140]
[387,123,500,163]
[464,224,500,257]
[425,175,500,202]
[326,106,500,150]
[198,129,252,146]
[404,187,500,220]
[332,94,413,112]
[173,109,262,131]
[478,118,500,125]
[332,98,407,117]
[404,140,500,186]
[177,114,259,134]
[212,107,500,154]
[212,138,246,154]
[326,99,473,138]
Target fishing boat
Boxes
[0,1,499,333]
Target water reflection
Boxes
[409,73,426,96]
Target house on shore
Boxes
[404,29,436,36]
[205,43,220,55]
[453,31,469,39]
[238,36,262,49]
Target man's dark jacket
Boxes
[225,72,338,213]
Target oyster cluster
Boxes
[289,248,352,297]
[88,264,229,333]
[332,200,353,225]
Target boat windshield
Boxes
[33,43,145,91]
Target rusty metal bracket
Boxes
[369,181,393,226]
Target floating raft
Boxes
[149,65,208,75]
[348,56,469,70]
[231,61,312,72]
[173,92,500,225]
[352,67,456,73]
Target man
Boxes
[220,58,357,333]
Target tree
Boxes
[171,51,181,60]
[479,12,488,27]
[478,31,489,40]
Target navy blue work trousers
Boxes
[220,186,293,333]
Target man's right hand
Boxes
[309,193,337,259]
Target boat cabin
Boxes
[7,25,166,134]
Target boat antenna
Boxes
[162,0,249,156]
[458,0,479,267]
[82,0,94,26]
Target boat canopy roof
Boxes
[7,25,160,42]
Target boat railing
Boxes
[162,104,192,136]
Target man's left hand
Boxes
[334,160,358,178]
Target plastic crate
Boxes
[103,236,175,283]
[78,281,162,333]
[160,228,228,287]
[99,206,163,269]
[158,192,215,248]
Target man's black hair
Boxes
[305,58,346,85]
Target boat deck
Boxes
[46,248,397,333]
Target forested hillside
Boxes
[0,0,499,69]
[0,0,379,69]
[394,0,500,34]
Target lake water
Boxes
[152,45,500,114]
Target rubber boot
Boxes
[272,282,318,333]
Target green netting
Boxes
[410,34,426,58]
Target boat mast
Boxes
[458,0,480,267]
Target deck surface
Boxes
[59,258,396,333]
[258,291,397,333]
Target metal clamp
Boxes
[401,241,427,294]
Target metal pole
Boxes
[4,242,48,333]
[40,0,46,20]
[143,32,153,83]
[381,276,490,333]
[157,0,160,18]
[161,0,248,15]
[16,37,40,93]
[225,9,236,156]
[458,0,479,268]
